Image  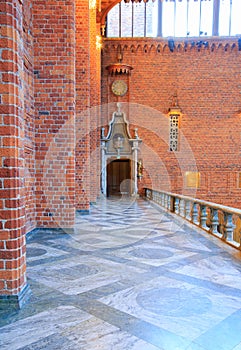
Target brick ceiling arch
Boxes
[100,0,120,13]
[98,0,121,25]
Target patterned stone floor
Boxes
[1,197,241,350]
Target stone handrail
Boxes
[144,188,241,250]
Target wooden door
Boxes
[107,160,131,196]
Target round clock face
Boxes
[111,80,128,96]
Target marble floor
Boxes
[1,197,241,350]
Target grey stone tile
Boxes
[194,308,241,350]
[1,198,241,350]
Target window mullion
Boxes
[229,0,232,35]
[187,0,189,36]
[212,0,220,36]
[144,2,146,37]
[119,2,121,38]
[132,2,134,37]
[157,0,163,37]
[174,0,176,37]
[199,0,202,36]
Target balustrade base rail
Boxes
[144,188,241,250]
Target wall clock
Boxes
[111,80,128,96]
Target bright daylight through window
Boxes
[107,0,241,38]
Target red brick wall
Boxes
[0,0,27,296]
[33,0,75,227]
[102,38,241,209]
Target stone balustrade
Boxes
[144,188,241,250]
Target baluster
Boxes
[167,195,171,210]
[174,197,180,214]
[223,213,234,242]
[191,202,199,224]
[159,193,162,206]
[200,205,208,230]
[170,196,175,212]
[210,208,220,236]
[179,199,185,217]
[156,192,159,205]
[164,194,167,208]
[185,200,191,221]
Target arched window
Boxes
[106,0,241,38]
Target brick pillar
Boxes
[89,7,101,204]
[0,0,30,308]
[75,0,91,212]
[75,3,102,210]
[95,23,102,200]
[22,0,35,234]
[33,0,75,228]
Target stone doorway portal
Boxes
[101,103,142,197]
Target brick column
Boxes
[0,0,30,308]
[75,2,102,210]
[33,0,75,228]
[75,0,91,212]
[89,8,101,204]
